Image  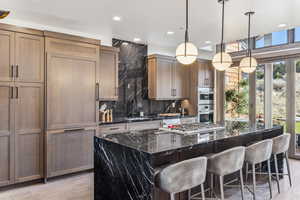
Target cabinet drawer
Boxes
[46,128,95,178]
[98,123,127,135]
[127,121,161,131]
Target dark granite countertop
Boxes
[97,121,282,154]
[99,115,197,125]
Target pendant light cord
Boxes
[220,0,225,63]
[184,0,189,56]
[245,11,254,68]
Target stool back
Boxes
[272,133,291,154]
[245,139,273,164]
[156,157,207,194]
[208,146,245,176]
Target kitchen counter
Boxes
[99,115,197,125]
[94,122,284,200]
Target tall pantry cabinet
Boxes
[0,27,44,186]
[44,32,100,178]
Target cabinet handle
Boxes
[16,65,19,78]
[109,127,120,131]
[11,65,14,78]
[96,83,100,101]
[10,87,14,99]
[15,87,19,99]
[174,89,177,96]
[64,128,85,132]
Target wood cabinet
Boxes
[148,54,189,100]
[46,128,95,178]
[0,25,44,187]
[14,83,44,183]
[0,83,14,187]
[46,38,100,130]
[99,46,119,101]
[45,35,100,178]
[195,60,214,88]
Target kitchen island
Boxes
[94,122,283,200]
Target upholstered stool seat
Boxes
[207,146,245,200]
[155,157,207,200]
[245,139,273,200]
[272,133,292,194]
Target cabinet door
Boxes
[47,53,98,130]
[99,48,118,100]
[173,62,189,99]
[14,83,43,182]
[0,83,14,186]
[197,61,208,88]
[15,33,44,83]
[0,30,14,82]
[156,59,173,99]
[46,129,95,178]
[206,64,214,88]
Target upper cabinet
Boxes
[195,59,214,88]
[99,46,119,101]
[0,31,44,83]
[148,54,189,100]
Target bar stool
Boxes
[155,157,207,200]
[272,133,292,193]
[245,139,273,200]
[207,146,245,200]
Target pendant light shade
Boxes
[212,52,232,71]
[175,0,198,65]
[212,0,232,71]
[176,42,198,65]
[240,11,257,73]
[240,56,257,73]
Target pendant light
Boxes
[175,0,198,65]
[212,0,232,71]
[240,11,257,73]
[0,10,10,19]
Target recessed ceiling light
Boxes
[167,31,174,35]
[133,38,141,42]
[112,16,121,21]
[278,23,287,28]
[205,41,212,44]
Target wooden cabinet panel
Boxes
[98,123,127,135]
[46,129,95,178]
[14,83,43,182]
[15,33,44,83]
[47,53,98,130]
[156,59,173,99]
[99,46,119,100]
[173,62,189,99]
[0,83,14,186]
[0,30,14,82]
[197,60,214,88]
[127,121,161,131]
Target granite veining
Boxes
[94,122,284,200]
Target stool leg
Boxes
[267,159,273,199]
[245,162,249,183]
[219,176,224,200]
[285,152,292,187]
[201,183,205,200]
[239,169,245,200]
[170,193,175,200]
[210,173,214,198]
[188,189,191,200]
[274,154,281,193]
[252,164,256,200]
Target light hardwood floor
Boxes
[0,159,299,200]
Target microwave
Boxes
[198,88,214,105]
[198,112,214,123]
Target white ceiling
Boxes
[2,0,300,55]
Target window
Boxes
[295,27,300,42]
[256,64,265,123]
[225,67,249,122]
[255,30,288,48]
[272,61,286,128]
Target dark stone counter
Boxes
[94,122,283,200]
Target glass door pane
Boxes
[295,60,300,154]
[272,61,287,129]
[256,64,265,123]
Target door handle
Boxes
[64,128,85,132]
[10,65,14,78]
[96,83,100,101]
